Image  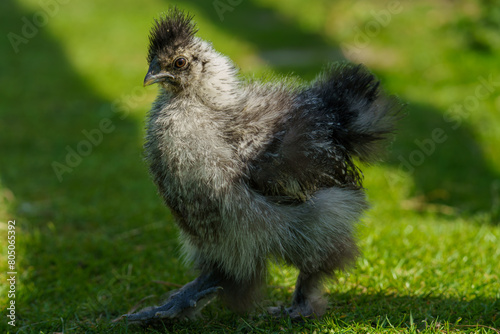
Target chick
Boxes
[124,8,401,322]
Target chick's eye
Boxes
[174,57,187,69]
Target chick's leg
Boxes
[269,271,326,319]
[124,272,221,322]
[288,271,327,318]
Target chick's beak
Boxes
[144,60,176,87]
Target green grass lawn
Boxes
[1,0,499,333]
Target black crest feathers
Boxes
[147,8,198,63]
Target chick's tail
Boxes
[309,63,404,163]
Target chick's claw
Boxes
[123,307,158,323]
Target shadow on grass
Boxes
[388,101,500,220]
[327,291,500,331]
[88,291,500,332]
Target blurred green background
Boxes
[1,0,499,332]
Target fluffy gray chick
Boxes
[124,8,401,323]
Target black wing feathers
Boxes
[311,63,402,163]
[248,63,401,203]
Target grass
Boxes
[1,0,499,332]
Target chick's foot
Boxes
[123,274,221,323]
